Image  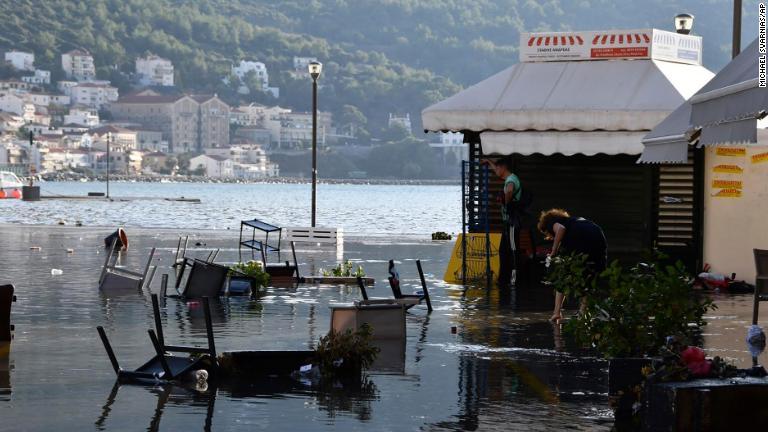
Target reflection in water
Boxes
[96,382,216,432]
[0,342,10,402]
[220,375,379,422]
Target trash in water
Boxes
[75,221,82,227]
[30,246,41,251]
[57,220,65,225]
[66,249,74,254]
[50,269,63,275]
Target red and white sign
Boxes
[519,29,702,65]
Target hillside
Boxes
[0,0,756,137]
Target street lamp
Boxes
[674,13,694,35]
[308,60,322,227]
[106,132,111,199]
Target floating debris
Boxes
[66,249,74,254]
[50,269,63,275]
[30,246,41,251]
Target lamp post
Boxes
[308,60,323,228]
[106,132,111,199]
[674,13,694,35]
[732,0,742,58]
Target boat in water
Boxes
[0,171,23,199]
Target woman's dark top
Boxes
[549,216,607,271]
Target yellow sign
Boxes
[712,164,743,174]
[716,147,746,157]
[711,179,743,189]
[713,188,742,198]
[444,233,501,284]
[751,152,768,164]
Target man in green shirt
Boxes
[484,157,521,288]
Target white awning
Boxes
[638,101,696,164]
[480,131,646,156]
[690,39,768,146]
[422,59,714,133]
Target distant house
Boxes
[142,151,168,173]
[0,79,32,92]
[0,92,25,115]
[292,56,317,74]
[41,147,90,172]
[231,60,269,93]
[189,154,233,178]
[275,110,333,150]
[388,113,412,133]
[70,83,118,109]
[61,49,95,81]
[89,125,139,151]
[25,92,70,107]
[135,54,174,87]
[4,51,34,71]
[0,112,24,133]
[64,107,99,127]
[21,70,51,85]
[204,143,279,177]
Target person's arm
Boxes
[550,223,566,255]
[481,159,497,170]
[503,181,515,204]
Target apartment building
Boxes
[136,54,174,87]
[109,90,229,153]
[70,83,118,109]
[61,49,95,81]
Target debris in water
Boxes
[66,248,74,254]
[30,246,41,251]
[50,269,63,275]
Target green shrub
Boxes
[230,260,270,289]
[546,252,715,358]
[321,260,365,277]
[314,323,379,377]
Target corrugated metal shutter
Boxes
[654,148,702,270]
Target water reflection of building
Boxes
[0,342,11,402]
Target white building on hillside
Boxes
[189,154,233,178]
[70,83,118,109]
[231,60,269,92]
[136,55,174,87]
[0,92,25,116]
[293,57,317,73]
[388,113,412,133]
[21,69,51,85]
[25,93,70,106]
[64,107,99,127]
[61,49,95,81]
[4,51,34,71]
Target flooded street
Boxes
[0,225,762,431]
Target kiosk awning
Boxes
[422,59,713,133]
[480,131,646,156]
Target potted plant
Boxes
[229,260,270,295]
[546,252,715,423]
[320,260,365,278]
[313,323,379,379]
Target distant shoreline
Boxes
[38,173,461,186]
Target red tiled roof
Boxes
[116,93,185,103]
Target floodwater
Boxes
[0,225,763,431]
[0,181,461,236]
